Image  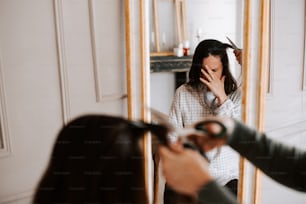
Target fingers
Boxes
[200,65,215,87]
[201,68,212,83]
[187,134,218,152]
[169,141,184,153]
[201,65,214,81]
[199,77,209,87]
[159,142,184,159]
[233,50,242,65]
[159,145,213,196]
[233,49,240,55]
[158,145,171,160]
[202,139,225,152]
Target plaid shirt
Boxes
[169,84,241,185]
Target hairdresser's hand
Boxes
[234,49,242,65]
[187,116,235,152]
[200,65,228,105]
[159,142,213,197]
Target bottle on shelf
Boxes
[183,40,190,56]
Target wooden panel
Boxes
[60,0,126,117]
[88,0,127,103]
[89,0,125,102]
[265,0,306,131]
[261,0,306,203]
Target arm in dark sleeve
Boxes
[198,181,238,204]
[228,121,306,192]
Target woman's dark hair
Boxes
[33,115,168,204]
[188,39,238,95]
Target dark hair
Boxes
[188,39,238,95]
[33,115,167,204]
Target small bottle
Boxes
[174,43,183,57]
[174,48,183,57]
[183,41,190,56]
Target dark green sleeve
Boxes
[198,181,238,204]
[228,120,306,192]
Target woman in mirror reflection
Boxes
[165,39,241,203]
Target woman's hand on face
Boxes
[200,65,228,105]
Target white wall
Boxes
[0,1,64,202]
[150,72,175,114]
[0,0,144,203]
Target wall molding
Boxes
[0,190,33,204]
[0,48,11,157]
[88,0,125,103]
[53,0,71,124]
[266,119,306,138]
[88,0,103,102]
[94,93,127,102]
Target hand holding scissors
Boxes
[226,36,242,65]
[149,109,232,153]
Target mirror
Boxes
[140,0,306,203]
[149,0,245,203]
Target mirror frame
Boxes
[303,1,306,90]
[240,0,270,204]
[252,0,270,204]
[125,0,152,202]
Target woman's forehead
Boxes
[202,55,222,66]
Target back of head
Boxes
[33,115,148,204]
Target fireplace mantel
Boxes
[150,55,192,73]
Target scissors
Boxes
[226,36,241,51]
[149,108,227,155]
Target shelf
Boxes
[150,55,192,73]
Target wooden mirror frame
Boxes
[303,1,306,91]
[125,0,152,202]
[240,0,270,203]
